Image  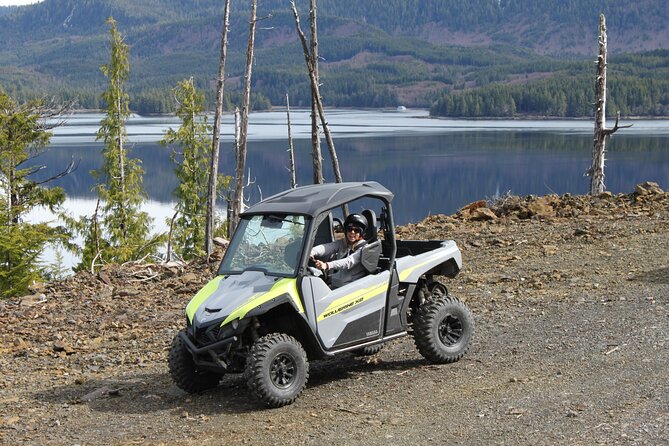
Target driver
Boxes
[310,213,368,288]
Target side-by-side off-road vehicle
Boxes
[169,182,474,407]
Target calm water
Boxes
[34,109,669,228]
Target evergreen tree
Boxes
[80,17,155,270]
[0,91,71,297]
[161,78,213,260]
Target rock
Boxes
[28,282,48,293]
[53,341,75,355]
[213,237,229,248]
[97,270,112,285]
[470,207,498,221]
[459,200,487,213]
[573,228,591,237]
[19,293,47,307]
[79,386,121,403]
[635,181,663,195]
[117,288,140,297]
[507,407,527,416]
[542,245,558,256]
[527,201,555,218]
[181,272,199,284]
[0,416,20,427]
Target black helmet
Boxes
[344,213,367,232]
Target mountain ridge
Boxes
[1,0,668,114]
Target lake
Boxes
[36,109,669,227]
[28,108,669,271]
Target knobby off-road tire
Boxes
[352,343,384,356]
[413,296,474,364]
[168,330,222,393]
[245,333,309,408]
[428,281,448,299]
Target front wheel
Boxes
[168,330,222,393]
[413,296,474,364]
[245,333,309,408]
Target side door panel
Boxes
[312,271,390,350]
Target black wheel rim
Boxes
[431,284,447,298]
[270,353,297,389]
[438,313,463,347]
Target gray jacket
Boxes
[310,238,367,288]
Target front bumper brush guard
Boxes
[179,331,237,355]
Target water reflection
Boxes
[32,111,669,226]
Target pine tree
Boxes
[161,78,213,260]
[0,91,72,297]
[80,17,155,270]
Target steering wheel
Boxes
[307,258,328,282]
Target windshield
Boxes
[218,214,309,276]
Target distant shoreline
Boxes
[67,107,669,122]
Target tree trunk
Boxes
[286,94,297,189]
[91,198,101,273]
[309,0,323,184]
[205,0,231,255]
[290,0,343,184]
[6,150,13,227]
[116,92,127,237]
[166,209,179,262]
[589,14,629,195]
[227,108,240,230]
[230,0,257,235]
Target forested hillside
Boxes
[1,0,668,115]
[431,50,669,117]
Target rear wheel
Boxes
[245,333,309,408]
[168,330,222,393]
[413,296,474,364]
[352,343,384,356]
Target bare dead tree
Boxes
[290,0,343,184]
[166,209,179,262]
[90,197,102,274]
[286,94,297,188]
[309,0,323,184]
[226,108,240,232]
[205,0,231,255]
[229,0,258,235]
[588,14,631,195]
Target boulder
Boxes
[19,293,47,307]
[213,237,229,248]
[180,272,199,284]
[527,200,555,218]
[470,207,498,221]
[635,181,664,195]
[459,200,487,212]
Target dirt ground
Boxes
[1,183,668,445]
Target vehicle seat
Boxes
[361,209,377,242]
[283,239,301,267]
[314,213,334,246]
[360,209,381,273]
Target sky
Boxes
[0,0,42,6]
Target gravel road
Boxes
[1,188,667,445]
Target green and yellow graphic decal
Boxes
[318,282,387,321]
[221,278,303,326]
[398,256,440,282]
[186,275,225,323]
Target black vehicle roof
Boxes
[242,181,394,217]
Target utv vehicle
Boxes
[169,182,474,407]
